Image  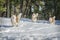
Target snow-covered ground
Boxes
[0,17,60,40]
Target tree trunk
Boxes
[20,0,23,13]
[6,0,10,18]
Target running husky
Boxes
[11,13,22,27]
[49,16,55,24]
[32,13,38,22]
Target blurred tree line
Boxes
[0,0,60,20]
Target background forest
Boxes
[0,0,60,20]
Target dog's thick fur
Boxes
[11,13,22,27]
[32,13,38,22]
[49,16,55,24]
[11,15,16,27]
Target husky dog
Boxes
[49,16,55,24]
[32,13,38,22]
[11,14,16,27]
[16,13,22,26]
[52,16,55,24]
[11,13,22,27]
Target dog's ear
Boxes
[20,13,22,17]
[19,13,22,15]
[11,14,16,22]
[32,13,35,16]
[36,13,38,16]
[17,13,22,18]
[53,16,55,19]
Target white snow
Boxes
[0,17,60,40]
